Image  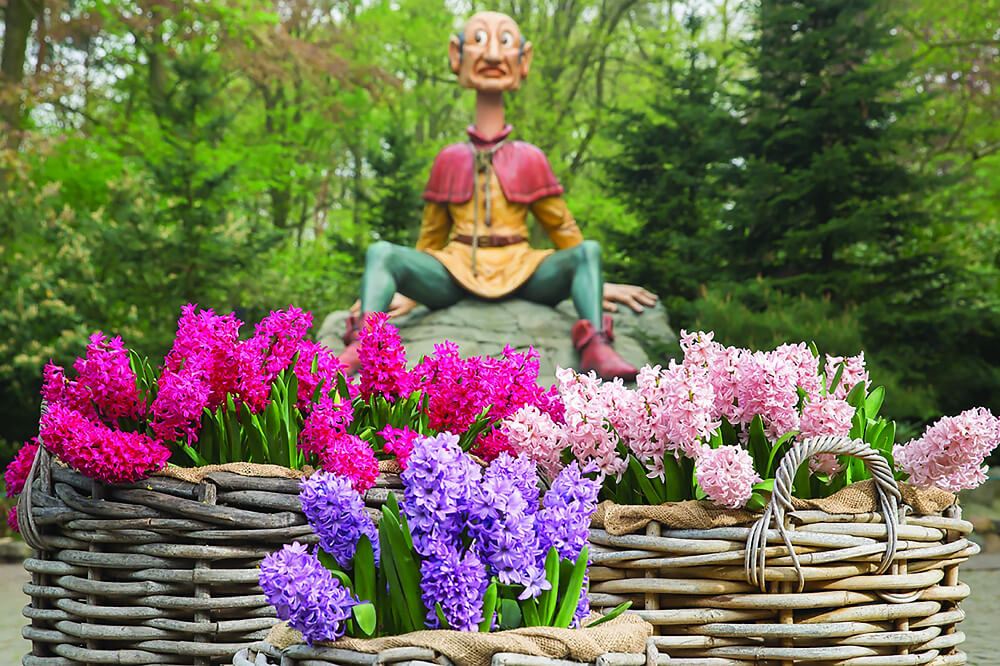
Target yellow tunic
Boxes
[415,169,584,299]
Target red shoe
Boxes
[571,315,638,382]
[337,314,366,376]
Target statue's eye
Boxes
[500,31,514,47]
[474,29,488,45]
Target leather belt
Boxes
[453,233,526,248]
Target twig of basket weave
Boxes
[744,435,902,592]
[17,401,50,551]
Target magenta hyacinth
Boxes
[4,440,39,497]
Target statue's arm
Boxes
[530,196,584,250]
[414,202,452,251]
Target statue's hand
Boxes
[603,283,659,313]
[349,293,420,319]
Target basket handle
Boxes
[743,435,902,591]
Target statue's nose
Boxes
[485,38,502,63]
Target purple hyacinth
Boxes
[468,455,548,598]
[259,542,359,644]
[485,452,540,514]
[536,462,600,562]
[420,540,489,631]
[401,432,481,555]
[299,471,380,568]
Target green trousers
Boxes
[360,240,604,328]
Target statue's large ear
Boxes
[520,40,533,79]
[448,34,463,74]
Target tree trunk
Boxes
[1,0,43,150]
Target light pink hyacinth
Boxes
[894,407,1000,492]
[825,352,869,400]
[799,396,855,475]
[695,445,761,509]
[735,350,801,440]
[503,404,565,478]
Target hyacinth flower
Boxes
[277,437,621,639]
[498,330,942,509]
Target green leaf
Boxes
[242,403,270,463]
[864,386,885,418]
[746,491,767,511]
[377,519,412,633]
[519,597,541,627]
[336,372,352,402]
[719,417,739,447]
[381,507,428,631]
[584,602,632,627]
[792,459,812,499]
[765,431,796,477]
[628,455,665,505]
[434,603,451,630]
[478,580,498,632]
[748,415,771,476]
[845,381,867,408]
[662,453,687,502]
[176,443,209,466]
[498,599,522,630]
[553,546,589,628]
[225,394,242,463]
[353,602,376,636]
[538,546,560,625]
[752,479,775,492]
[827,362,845,396]
[316,550,354,591]
[354,535,376,604]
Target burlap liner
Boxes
[264,613,652,666]
[152,458,403,484]
[593,479,956,536]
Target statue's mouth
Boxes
[478,66,506,77]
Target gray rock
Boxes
[317,299,678,387]
[0,538,32,562]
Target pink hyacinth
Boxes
[299,402,356,459]
[772,342,823,401]
[652,361,719,458]
[473,429,516,462]
[4,440,39,497]
[358,313,410,401]
[503,404,565,478]
[799,396,855,475]
[695,444,761,509]
[72,332,144,423]
[894,407,1000,493]
[825,352,869,400]
[164,304,243,407]
[293,340,346,410]
[318,433,379,493]
[150,368,212,444]
[40,403,170,484]
[558,368,627,479]
[378,425,420,469]
[236,306,314,412]
[735,350,801,440]
[7,506,18,533]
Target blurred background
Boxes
[1,0,998,488]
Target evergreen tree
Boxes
[604,17,737,311]
[724,0,941,301]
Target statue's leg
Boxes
[516,240,636,381]
[361,241,466,312]
[516,239,603,327]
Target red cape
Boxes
[422,125,564,204]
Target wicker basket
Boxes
[233,641,666,666]
[17,446,402,665]
[587,436,977,665]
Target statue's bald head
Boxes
[449,11,533,92]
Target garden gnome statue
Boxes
[339,11,655,380]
